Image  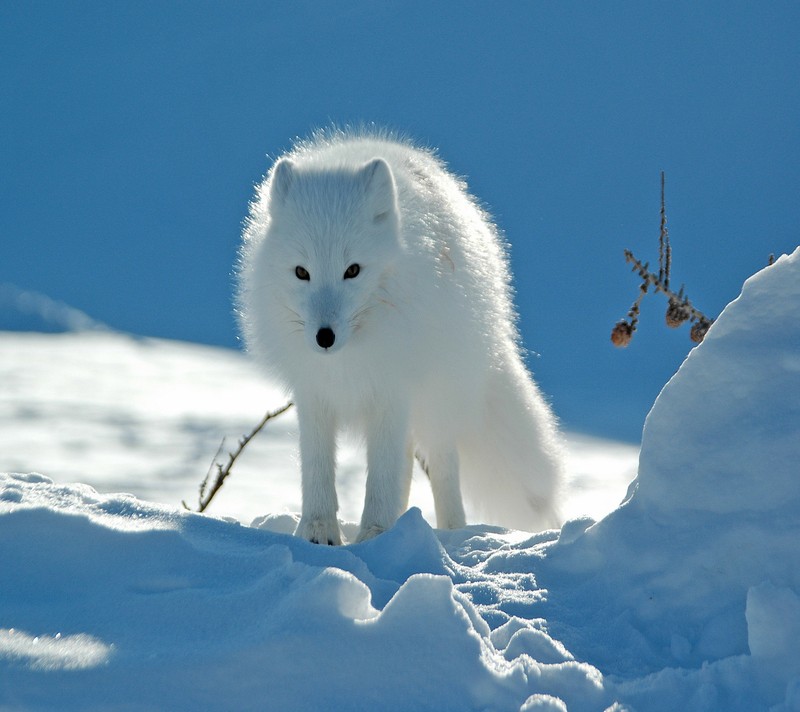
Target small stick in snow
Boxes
[183,401,294,513]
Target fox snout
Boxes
[316,327,336,349]
[306,286,347,353]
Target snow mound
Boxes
[637,247,800,516]
[1,247,798,710]
[0,474,608,711]
[539,247,800,709]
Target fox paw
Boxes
[295,516,342,546]
[355,523,386,543]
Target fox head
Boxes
[255,156,402,355]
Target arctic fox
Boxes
[238,130,564,544]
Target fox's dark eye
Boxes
[295,266,310,281]
[343,263,360,279]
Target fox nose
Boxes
[316,327,336,349]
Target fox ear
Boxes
[269,158,295,206]
[360,158,398,223]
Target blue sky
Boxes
[2,1,798,441]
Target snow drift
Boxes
[1,247,798,711]
[538,246,800,709]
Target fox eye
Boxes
[295,266,310,281]
[343,263,360,279]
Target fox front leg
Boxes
[294,401,342,545]
[357,405,413,542]
[425,447,466,530]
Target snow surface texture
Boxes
[1,247,798,710]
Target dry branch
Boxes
[611,173,714,347]
[183,401,294,513]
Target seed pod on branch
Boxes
[690,319,712,344]
[665,298,691,328]
[610,320,634,347]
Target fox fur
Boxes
[238,130,564,544]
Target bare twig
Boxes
[183,401,294,513]
[658,171,671,290]
[622,250,710,325]
[611,173,715,347]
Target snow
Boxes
[1,246,799,710]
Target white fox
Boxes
[238,130,564,544]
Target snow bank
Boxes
[539,247,800,709]
[0,474,609,711]
[1,248,798,710]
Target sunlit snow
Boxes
[1,247,798,711]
